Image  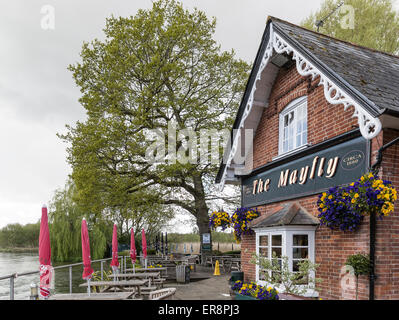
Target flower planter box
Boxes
[233,292,258,300]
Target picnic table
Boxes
[111,272,161,287]
[205,256,241,272]
[111,272,160,279]
[223,258,241,273]
[79,279,148,296]
[126,267,168,277]
[49,292,135,300]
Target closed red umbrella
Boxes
[39,205,53,299]
[110,224,119,273]
[81,218,94,295]
[142,229,147,268]
[81,218,94,280]
[130,228,136,265]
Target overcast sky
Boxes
[0,0,351,231]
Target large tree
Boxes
[302,0,399,54]
[62,0,249,251]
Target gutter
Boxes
[369,135,399,300]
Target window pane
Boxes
[302,131,307,145]
[259,247,268,258]
[283,140,288,153]
[293,260,301,272]
[293,235,308,246]
[272,235,282,246]
[271,272,282,283]
[259,270,268,281]
[289,112,294,124]
[272,247,282,258]
[293,248,308,259]
[296,134,301,148]
[259,236,268,247]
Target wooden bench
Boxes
[148,288,177,300]
[140,286,158,293]
[153,278,167,289]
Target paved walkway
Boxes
[165,274,233,300]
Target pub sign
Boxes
[242,136,368,207]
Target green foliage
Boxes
[167,233,200,243]
[61,0,250,236]
[222,250,241,255]
[166,231,235,243]
[48,179,110,262]
[251,252,322,296]
[212,231,236,243]
[301,0,399,54]
[345,253,371,277]
[0,222,40,249]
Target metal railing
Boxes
[0,255,133,300]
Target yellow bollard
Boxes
[213,260,221,276]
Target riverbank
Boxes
[0,248,38,253]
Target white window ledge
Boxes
[273,143,311,161]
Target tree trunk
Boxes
[193,175,211,263]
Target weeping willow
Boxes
[48,180,108,262]
[47,178,173,262]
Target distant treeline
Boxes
[0,220,236,258]
[0,222,40,249]
[167,232,235,244]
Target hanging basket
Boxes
[317,172,397,232]
[231,208,260,243]
[209,211,231,231]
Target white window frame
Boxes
[278,96,308,156]
[255,226,318,298]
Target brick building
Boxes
[216,17,399,300]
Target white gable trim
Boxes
[219,23,382,190]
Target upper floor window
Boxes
[279,97,308,155]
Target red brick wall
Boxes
[252,65,358,170]
[241,64,399,300]
[374,128,399,300]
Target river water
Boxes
[0,252,111,300]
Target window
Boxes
[258,233,283,282]
[255,227,317,297]
[292,235,309,285]
[279,97,308,155]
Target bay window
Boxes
[255,226,317,297]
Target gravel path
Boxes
[165,274,233,300]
